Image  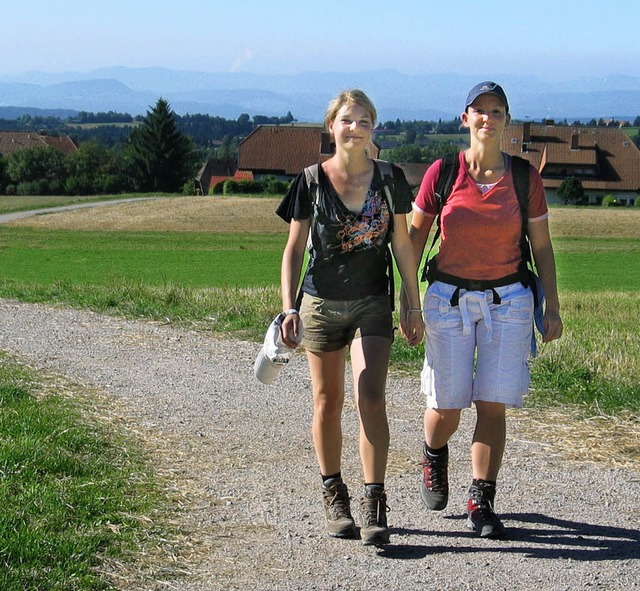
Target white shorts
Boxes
[421,281,533,409]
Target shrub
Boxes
[263,175,291,195]
[602,194,619,207]
[223,179,263,194]
[557,176,585,205]
[210,182,224,195]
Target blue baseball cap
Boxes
[465,81,509,113]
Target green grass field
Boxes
[1,227,638,292]
[0,355,157,591]
[0,228,286,288]
[1,215,639,415]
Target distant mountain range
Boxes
[1,67,639,122]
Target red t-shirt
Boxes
[414,151,548,280]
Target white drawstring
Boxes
[457,290,494,339]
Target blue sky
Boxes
[2,0,639,80]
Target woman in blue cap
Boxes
[405,81,563,538]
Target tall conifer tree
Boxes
[126,98,196,192]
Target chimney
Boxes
[571,132,579,150]
[522,122,531,143]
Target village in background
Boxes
[1,71,640,207]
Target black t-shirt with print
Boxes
[276,162,413,301]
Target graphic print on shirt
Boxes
[334,190,390,253]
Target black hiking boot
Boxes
[419,443,449,511]
[466,481,506,539]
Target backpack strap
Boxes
[302,161,397,310]
[421,152,459,282]
[373,158,395,215]
[511,155,532,266]
[510,155,542,309]
[373,159,397,311]
[296,165,320,309]
[303,163,320,205]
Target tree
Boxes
[557,176,585,205]
[125,98,197,193]
[382,144,423,163]
[6,146,67,195]
[65,140,130,195]
[0,156,7,194]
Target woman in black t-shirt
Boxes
[277,89,423,546]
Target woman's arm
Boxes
[391,213,424,347]
[528,218,563,342]
[280,218,310,348]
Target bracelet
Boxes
[408,308,423,313]
[283,309,299,316]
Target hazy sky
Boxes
[2,0,639,80]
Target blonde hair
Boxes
[324,89,377,131]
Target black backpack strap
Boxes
[373,158,395,225]
[373,159,397,311]
[510,155,543,308]
[511,155,531,264]
[296,165,321,309]
[421,152,459,282]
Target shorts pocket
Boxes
[424,282,458,328]
[494,285,533,324]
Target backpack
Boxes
[422,152,535,296]
[422,152,545,354]
[303,159,396,219]
[302,159,397,310]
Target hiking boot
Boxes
[359,485,390,546]
[321,480,356,538]
[466,482,506,539]
[419,443,449,511]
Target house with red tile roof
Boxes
[237,124,379,179]
[502,122,640,205]
[0,131,78,157]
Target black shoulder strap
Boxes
[511,155,543,307]
[373,158,395,218]
[302,161,397,310]
[435,152,460,213]
[420,152,459,281]
[511,155,532,266]
[373,158,396,311]
[512,155,543,309]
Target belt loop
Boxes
[491,288,501,305]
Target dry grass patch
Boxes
[548,207,640,238]
[511,408,640,472]
[8,196,287,234]
[10,198,640,238]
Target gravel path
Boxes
[0,197,159,223]
[0,299,638,591]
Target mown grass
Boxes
[0,228,285,288]
[0,354,158,590]
[1,227,638,292]
[1,204,639,416]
